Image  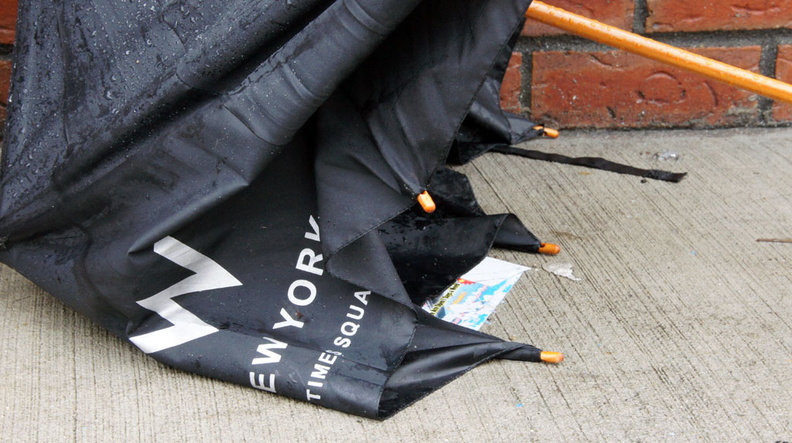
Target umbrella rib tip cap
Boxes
[417,191,436,213]
[539,243,561,255]
[540,351,565,364]
[533,125,560,138]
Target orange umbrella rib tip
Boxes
[417,191,436,213]
[540,351,564,364]
[543,128,560,138]
[532,125,560,138]
[539,243,561,255]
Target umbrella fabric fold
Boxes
[0,0,552,419]
[450,30,545,165]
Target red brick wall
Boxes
[2,2,791,131]
[1,0,16,129]
[503,0,792,129]
[0,0,15,45]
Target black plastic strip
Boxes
[491,144,687,182]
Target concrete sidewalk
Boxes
[1,127,790,441]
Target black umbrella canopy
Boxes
[0,0,559,419]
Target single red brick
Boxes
[772,45,792,121]
[0,58,10,102]
[646,0,792,33]
[0,0,17,45]
[531,47,762,129]
[0,58,9,128]
[500,52,523,113]
[523,0,634,37]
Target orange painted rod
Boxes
[525,1,792,104]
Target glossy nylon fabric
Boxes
[0,0,547,419]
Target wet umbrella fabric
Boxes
[0,0,549,419]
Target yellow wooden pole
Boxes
[525,1,792,104]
